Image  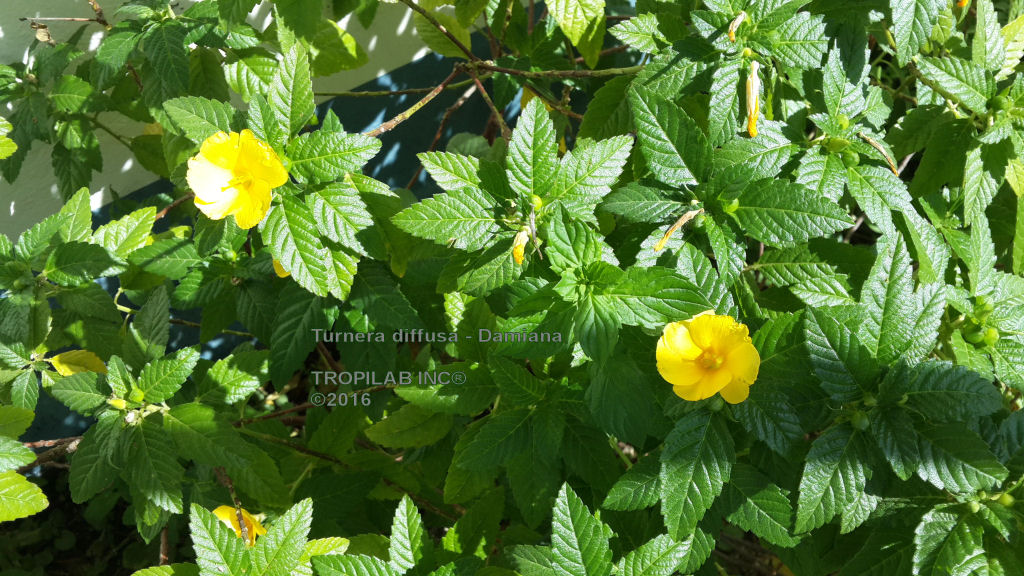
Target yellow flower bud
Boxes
[213,505,267,546]
[653,209,703,252]
[512,228,530,265]
[746,61,760,138]
[728,11,746,43]
[106,398,127,410]
[186,130,289,230]
[656,312,760,404]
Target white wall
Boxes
[0,0,431,239]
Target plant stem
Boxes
[91,117,132,150]
[471,60,644,79]
[395,0,477,61]
[406,83,477,189]
[466,66,511,140]
[168,317,254,338]
[364,69,462,138]
[155,193,194,220]
[315,76,482,98]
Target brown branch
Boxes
[574,44,629,64]
[159,528,170,565]
[20,17,99,22]
[89,0,111,28]
[364,69,462,138]
[17,437,82,474]
[155,193,194,220]
[405,84,478,189]
[315,76,481,98]
[396,0,477,61]
[213,467,249,544]
[472,60,643,79]
[466,67,511,140]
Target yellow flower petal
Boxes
[273,259,290,278]
[49,350,107,376]
[213,505,266,546]
[657,314,760,404]
[186,130,286,229]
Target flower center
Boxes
[697,350,724,370]
[225,171,253,192]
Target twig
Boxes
[574,44,628,64]
[314,76,481,98]
[364,69,462,138]
[236,402,313,425]
[20,17,99,22]
[396,0,477,61]
[471,60,644,79]
[91,117,132,150]
[155,193,194,220]
[89,0,111,28]
[214,467,249,545]
[466,66,511,140]
[17,437,82,474]
[525,86,584,120]
[316,341,344,373]
[844,214,866,243]
[159,528,170,565]
[405,84,478,189]
[168,317,253,338]
[897,153,914,174]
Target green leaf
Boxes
[543,207,606,272]
[803,307,880,402]
[262,195,331,297]
[129,238,201,279]
[252,498,313,576]
[0,436,34,471]
[51,75,95,114]
[508,99,559,200]
[489,355,545,405]
[550,483,613,576]
[732,181,852,248]
[578,76,632,141]
[306,181,373,254]
[913,505,987,576]
[440,239,522,296]
[629,86,711,187]
[616,534,689,576]
[575,294,621,360]
[599,184,686,224]
[10,371,38,411]
[51,372,108,414]
[586,357,656,445]
[0,407,33,439]
[309,19,368,76]
[896,360,1003,421]
[136,346,200,403]
[163,96,241,143]
[723,464,799,547]
[124,418,184,514]
[69,411,121,503]
[891,0,940,65]
[714,119,798,179]
[270,44,314,135]
[603,455,661,511]
[131,564,201,576]
[547,0,607,66]
[609,14,667,53]
[455,408,531,470]
[392,187,501,251]
[189,504,249,576]
[992,335,1024,391]
[419,151,481,193]
[916,57,995,114]
[314,555,399,576]
[999,14,1024,80]
[44,242,123,286]
[225,48,277,103]
[795,424,868,533]
[870,407,920,481]
[348,261,423,329]
[92,206,157,258]
[964,147,999,228]
[915,423,1008,493]
[0,471,48,522]
[270,283,330,386]
[365,404,453,448]
[286,131,381,184]
[768,12,827,68]
[413,12,472,59]
[163,404,250,469]
[659,410,734,539]
[91,24,140,88]
[550,135,633,222]
[600,266,712,328]
[389,495,427,573]
[839,526,915,576]
[142,21,189,101]
[198,350,269,404]
[973,0,1005,71]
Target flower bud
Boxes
[745,61,760,138]
[512,228,530,265]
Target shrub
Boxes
[2,0,1024,574]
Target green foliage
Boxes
[3,0,1024,574]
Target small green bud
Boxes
[964,328,986,344]
[529,194,544,210]
[983,327,1000,347]
[824,137,850,153]
[989,95,1009,112]
[969,501,981,514]
[107,398,127,410]
[742,47,753,59]
[708,396,726,412]
[836,114,850,130]
[128,388,145,403]
[997,493,1016,507]
[851,411,870,431]
[862,393,877,408]
[722,198,740,214]
[841,151,860,167]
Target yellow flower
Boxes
[213,505,267,546]
[511,228,530,265]
[186,130,288,230]
[656,312,760,404]
[48,350,107,376]
[746,61,760,138]
[272,259,290,278]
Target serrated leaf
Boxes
[973,0,1005,71]
[137,346,200,403]
[617,534,688,576]
[314,555,398,576]
[548,0,607,66]
[389,495,426,573]
[189,504,249,576]
[769,12,827,68]
[891,0,940,65]
[508,99,559,200]
[51,372,108,414]
[261,196,330,297]
[603,455,660,511]
[129,238,201,279]
[804,307,880,402]
[629,87,711,187]
[270,44,314,135]
[455,408,531,470]
[0,471,48,522]
[550,483,613,576]
[913,505,988,576]
[163,97,240,143]
[124,418,184,514]
[252,498,313,576]
[916,423,1008,493]
[69,411,121,503]
[723,463,799,547]
[365,404,452,448]
[92,207,157,258]
[916,56,995,114]
[659,410,734,539]
[732,181,852,248]
[392,187,501,251]
[795,424,868,533]
[286,131,380,184]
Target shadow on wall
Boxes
[0,0,429,239]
